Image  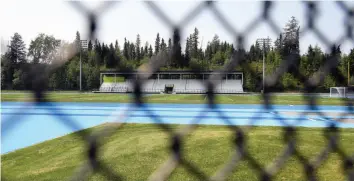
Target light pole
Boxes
[348,58,350,86]
[79,40,88,92]
[79,41,82,92]
[262,41,265,93]
[257,38,268,94]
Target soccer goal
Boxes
[329,87,348,98]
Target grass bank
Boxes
[2,124,353,181]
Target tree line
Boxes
[1,16,354,92]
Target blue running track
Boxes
[2,102,354,154]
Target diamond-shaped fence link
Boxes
[2,1,354,181]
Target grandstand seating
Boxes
[99,79,244,93]
[221,80,243,92]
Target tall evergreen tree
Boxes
[211,34,220,54]
[101,43,109,64]
[167,38,172,53]
[274,33,283,52]
[94,39,100,51]
[189,34,193,56]
[148,45,153,58]
[123,38,129,60]
[231,44,235,54]
[1,53,12,89]
[6,33,26,89]
[104,43,117,68]
[94,40,102,65]
[2,33,27,89]
[199,47,204,61]
[115,40,121,55]
[186,36,191,55]
[126,40,130,60]
[75,31,81,52]
[140,47,144,58]
[136,34,141,60]
[155,33,160,55]
[172,31,183,68]
[160,38,167,52]
[109,43,114,51]
[8,33,27,64]
[254,41,262,60]
[220,41,227,52]
[144,42,149,56]
[192,27,199,58]
[249,44,257,61]
[205,42,213,62]
[88,40,93,52]
[129,42,136,60]
[282,16,300,56]
[184,36,191,68]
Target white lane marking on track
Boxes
[316,117,330,122]
[307,118,318,121]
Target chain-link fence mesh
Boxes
[2,1,354,181]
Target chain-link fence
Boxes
[2,1,354,181]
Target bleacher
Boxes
[98,71,244,94]
[99,79,243,94]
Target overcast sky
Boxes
[1,0,353,55]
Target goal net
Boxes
[329,87,347,98]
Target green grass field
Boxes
[2,91,353,180]
[2,124,354,181]
[0,91,350,105]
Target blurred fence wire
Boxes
[2,1,354,181]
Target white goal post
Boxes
[329,87,347,98]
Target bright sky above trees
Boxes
[1,1,353,54]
